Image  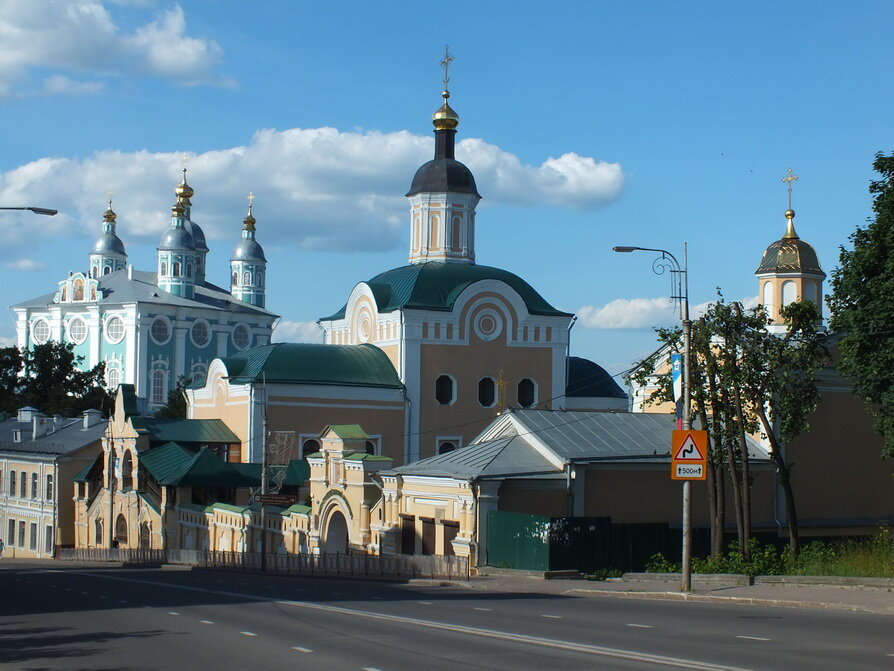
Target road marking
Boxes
[240,631,258,637]
[200,620,214,624]
[418,601,432,605]
[474,607,491,611]
[626,624,654,629]
[69,571,753,671]
[292,646,313,653]
[168,612,180,616]
[541,615,563,619]
[736,636,771,642]
[362,668,383,671]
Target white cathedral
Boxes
[10,172,278,411]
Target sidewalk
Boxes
[447,571,894,616]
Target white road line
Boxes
[168,612,180,616]
[626,624,654,629]
[362,668,383,671]
[418,601,432,605]
[474,607,491,611]
[70,571,753,671]
[292,646,313,653]
[736,636,771,642]
[541,615,563,619]
[240,631,258,637]
[200,620,214,624]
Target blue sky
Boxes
[0,1,890,381]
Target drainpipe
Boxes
[563,316,577,411]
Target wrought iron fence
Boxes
[57,547,469,580]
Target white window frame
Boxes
[67,316,88,345]
[149,315,172,345]
[31,318,50,344]
[190,319,211,348]
[104,315,126,344]
[231,323,252,351]
[434,373,457,406]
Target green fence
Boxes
[487,510,711,573]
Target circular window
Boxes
[150,316,171,345]
[191,320,210,348]
[68,317,87,345]
[106,367,121,390]
[473,308,503,341]
[232,323,251,350]
[32,318,50,344]
[105,315,125,344]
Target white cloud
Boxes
[43,74,105,96]
[578,298,676,330]
[0,335,17,347]
[4,258,46,271]
[579,295,763,330]
[0,1,228,97]
[0,127,625,259]
[272,320,324,344]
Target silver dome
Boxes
[92,232,126,256]
[184,220,208,252]
[231,238,266,262]
[158,226,195,251]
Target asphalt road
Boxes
[1,562,892,670]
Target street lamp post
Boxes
[0,206,58,216]
[613,243,693,592]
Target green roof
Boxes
[327,424,369,440]
[139,443,253,487]
[131,417,239,445]
[139,442,196,483]
[72,455,102,482]
[284,504,312,515]
[322,262,572,320]
[343,452,392,461]
[220,342,402,389]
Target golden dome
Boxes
[103,206,116,222]
[783,209,798,239]
[172,201,186,217]
[175,167,194,201]
[433,90,459,130]
[243,211,256,231]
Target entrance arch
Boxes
[324,510,349,554]
[115,514,128,547]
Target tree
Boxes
[16,341,110,417]
[154,375,191,419]
[0,347,23,416]
[828,152,894,457]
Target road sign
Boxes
[671,429,707,480]
[255,494,298,506]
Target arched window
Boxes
[782,280,797,307]
[9,471,15,495]
[518,378,536,408]
[121,451,133,490]
[151,369,167,405]
[45,474,53,500]
[173,261,181,276]
[232,271,238,287]
[365,440,376,455]
[243,270,251,286]
[302,439,320,458]
[31,473,37,498]
[160,260,168,277]
[257,271,264,287]
[186,262,193,278]
[20,472,26,498]
[435,375,454,405]
[91,267,98,279]
[94,518,103,546]
[103,265,111,275]
[139,522,151,549]
[115,514,128,547]
[478,377,495,407]
[73,279,84,301]
[438,441,456,455]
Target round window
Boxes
[68,317,87,344]
[32,318,50,344]
[232,323,251,350]
[191,320,210,348]
[105,315,125,343]
[150,316,171,345]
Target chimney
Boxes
[17,406,37,423]
[83,409,102,429]
[128,265,133,280]
[50,414,63,434]
[32,413,48,438]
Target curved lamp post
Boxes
[0,206,58,216]
[613,243,693,592]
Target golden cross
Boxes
[440,45,454,90]
[181,153,189,179]
[107,190,113,208]
[782,167,799,209]
[247,192,255,213]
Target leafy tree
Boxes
[828,152,894,457]
[154,375,191,419]
[17,341,110,416]
[0,347,23,416]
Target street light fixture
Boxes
[0,206,58,216]
[613,242,693,592]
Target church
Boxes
[188,79,627,466]
[10,174,279,412]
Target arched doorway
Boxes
[114,514,128,547]
[139,522,150,549]
[324,510,349,554]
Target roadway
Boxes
[1,561,891,670]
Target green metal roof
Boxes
[131,417,239,445]
[72,455,102,482]
[343,452,392,461]
[283,504,312,515]
[327,424,369,440]
[138,442,195,483]
[165,447,253,487]
[322,262,572,320]
[220,342,402,389]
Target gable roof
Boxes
[130,417,239,445]
[389,435,555,479]
[0,414,107,456]
[219,342,402,389]
[322,262,572,320]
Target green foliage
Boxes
[154,375,191,419]
[829,152,894,457]
[691,539,784,576]
[644,552,679,573]
[586,567,623,581]
[1,341,110,417]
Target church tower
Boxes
[157,184,198,300]
[88,197,127,278]
[755,170,825,333]
[230,194,267,308]
[406,48,481,264]
[174,167,210,285]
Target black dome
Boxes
[565,356,627,399]
[406,158,480,198]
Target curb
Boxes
[565,588,884,614]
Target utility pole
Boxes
[259,376,268,571]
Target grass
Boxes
[645,528,894,578]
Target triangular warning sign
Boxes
[673,433,705,461]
